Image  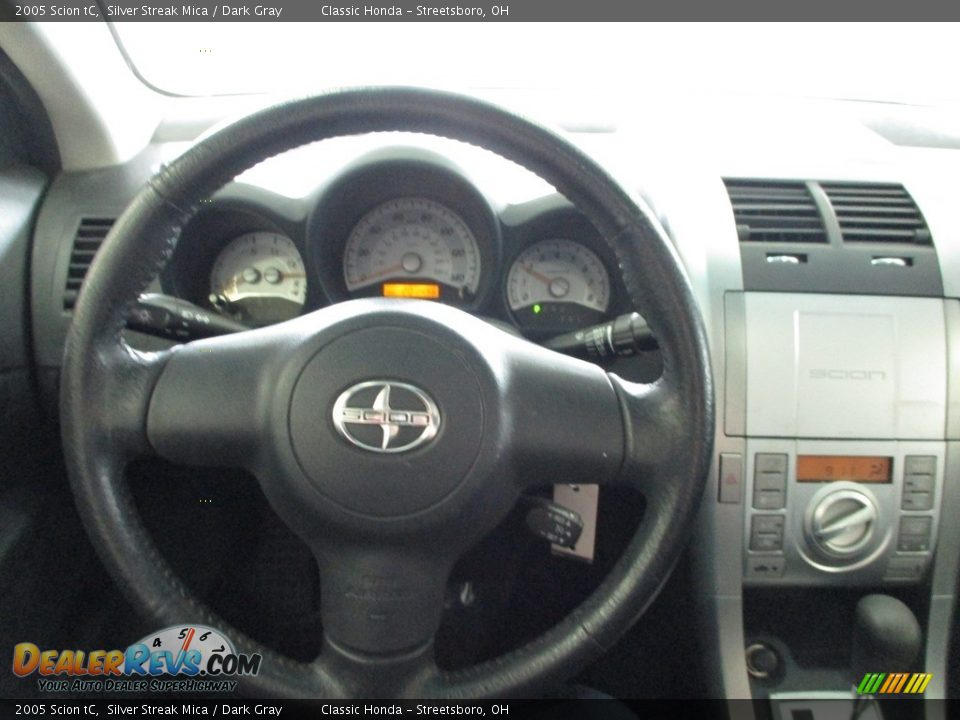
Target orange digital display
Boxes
[382,283,441,299]
[796,455,892,483]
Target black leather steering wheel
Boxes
[61,88,714,698]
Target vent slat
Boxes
[837,229,921,239]
[833,201,915,215]
[724,179,827,244]
[820,185,908,196]
[63,218,115,310]
[822,183,930,245]
[732,204,819,214]
[726,189,812,199]
[839,218,925,228]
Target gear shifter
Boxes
[848,595,923,720]
[851,594,922,681]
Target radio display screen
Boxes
[796,455,892,483]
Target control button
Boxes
[754,490,785,510]
[904,455,937,475]
[903,474,934,493]
[718,453,743,504]
[902,492,933,511]
[898,535,931,552]
[750,533,784,552]
[755,472,787,492]
[747,556,785,579]
[898,516,933,553]
[885,557,927,580]
[900,516,932,537]
[752,515,785,534]
[755,453,788,474]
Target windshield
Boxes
[113,22,960,106]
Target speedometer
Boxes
[507,238,610,332]
[343,197,481,304]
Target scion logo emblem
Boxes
[332,381,440,453]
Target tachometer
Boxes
[343,197,481,304]
[209,232,306,327]
[506,239,610,332]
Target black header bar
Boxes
[2,0,960,21]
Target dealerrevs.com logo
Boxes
[12,625,262,693]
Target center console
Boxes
[685,175,960,718]
[729,293,947,588]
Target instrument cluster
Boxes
[164,150,625,339]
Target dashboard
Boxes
[6,15,960,708]
[14,83,960,705]
[163,150,625,341]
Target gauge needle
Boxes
[363,263,406,281]
[522,265,554,285]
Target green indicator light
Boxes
[533,304,542,315]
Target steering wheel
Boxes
[61,88,714,698]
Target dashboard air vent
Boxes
[723,179,827,243]
[821,183,930,244]
[63,217,115,311]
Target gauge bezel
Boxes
[308,151,501,312]
[164,194,315,316]
[500,201,622,337]
[342,196,484,301]
[506,236,611,313]
[208,231,308,326]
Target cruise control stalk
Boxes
[544,312,658,360]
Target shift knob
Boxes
[851,594,922,682]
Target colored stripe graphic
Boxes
[879,674,896,693]
[858,672,932,694]
[865,673,885,694]
[893,673,909,693]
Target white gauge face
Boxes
[507,239,610,313]
[209,232,306,326]
[343,197,482,300]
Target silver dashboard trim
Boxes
[724,292,747,437]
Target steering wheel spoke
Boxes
[599,375,687,496]
[71,344,173,460]
[308,543,452,697]
[505,340,625,491]
[144,327,289,469]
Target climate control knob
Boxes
[808,488,878,560]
